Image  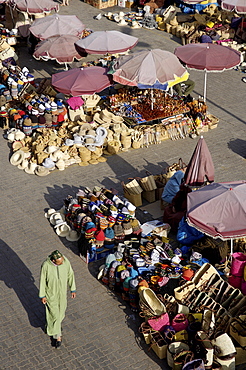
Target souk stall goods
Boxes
[138,263,246,369]
[44,185,144,263]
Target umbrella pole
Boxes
[151,89,153,110]
[64,63,68,71]
[230,238,233,255]
[203,70,207,102]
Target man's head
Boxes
[49,250,64,265]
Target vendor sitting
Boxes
[163,182,192,232]
[173,78,195,100]
[161,169,186,205]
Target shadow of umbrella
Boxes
[228,138,246,159]
[0,239,45,328]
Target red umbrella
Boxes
[174,43,241,101]
[29,14,85,40]
[75,30,138,55]
[187,181,246,241]
[33,35,84,65]
[184,136,214,187]
[221,0,246,13]
[6,0,59,14]
[51,66,113,96]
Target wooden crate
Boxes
[92,0,109,8]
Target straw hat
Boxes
[49,212,65,225]
[56,159,65,171]
[55,223,71,237]
[24,162,38,175]
[17,159,29,170]
[93,112,105,124]
[10,150,25,166]
[44,208,56,218]
[50,149,64,162]
[12,141,24,151]
[45,145,58,154]
[66,229,80,241]
[35,165,50,177]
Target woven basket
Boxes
[107,140,120,155]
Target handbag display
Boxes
[230,252,246,277]
[174,281,195,302]
[148,312,170,332]
[149,331,168,359]
[229,315,246,348]
[172,314,189,332]
[192,263,219,289]
[167,342,190,368]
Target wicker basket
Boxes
[207,114,219,130]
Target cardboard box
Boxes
[142,190,156,203]
[123,191,142,207]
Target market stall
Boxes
[44,182,246,368]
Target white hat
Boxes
[119,11,125,18]
[35,165,50,176]
[43,157,55,169]
[44,208,56,218]
[66,229,80,241]
[131,21,141,28]
[38,104,45,111]
[50,212,65,225]
[65,139,74,146]
[7,132,16,142]
[50,102,57,111]
[24,162,38,175]
[56,159,65,171]
[118,19,128,26]
[17,159,29,170]
[10,150,25,166]
[31,108,39,116]
[56,223,71,237]
[15,131,26,141]
[50,150,64,162]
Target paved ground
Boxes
[0,1,245,369]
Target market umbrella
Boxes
[221,0,246,13]
[110,49,189,90]
[51,66,113,96]
[29,14,85,40]
[75,30,138,55]
[33,35,84,68]
[184,136,215,187]
[187,181,246,252]
[6,0,59,14]
[174,43,241,101]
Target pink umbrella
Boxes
[184,136,215,187]
[174,43,241,101]
[51,66,113,96]
[75,30,138,55]
[6,0,59,14]
[33,35,84,65]
[187,181,246,245]
[29,14,85,40]
[110,49,188,87]
[221,0,246,13]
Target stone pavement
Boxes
[0,1,245,369]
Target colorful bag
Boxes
[229,315,246,348]
[182,359,205,370]
[230,252,246,277]
[172,314,189,332]
[148,312,170,332]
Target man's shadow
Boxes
[0,239,45,329]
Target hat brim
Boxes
[10,150,25,166]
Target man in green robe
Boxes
[39,250,76,348]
